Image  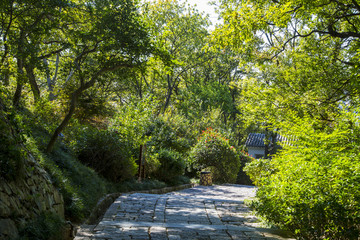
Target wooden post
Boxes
[138,145,143,181]
[141,144,146,179]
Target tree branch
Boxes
[38,46,68,59]
[46,62,134,153]
[327,23,360,39]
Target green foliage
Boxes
[18,211,66,240]
[109,96,157,148]
[213,0,360,237]
[151,148,186,183]
[191,128,241,183]
[145,114,195,178]
[21,106,108,223]
[243,158,275,186]
[168,175,191,186]
[236,151,254,185]
[73,127,137,183]
[73,87,116,123]
[184,81,235,114]
[0,97,109,223]
[31,99,61,130]
[245,113,360,239]
[147,114,195,154]
[0,115,24,181]
[25,134,108,223]
[115,179,167,193]
[0,93,26,181]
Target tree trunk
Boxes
[270,131,278,156]
[13,30,25,107]
[43,57,59,100]
[2,61,10,86]
[1,45,10,86]
[163,74,173,113]
[45,87,82,153]
[138,145,143,181]
[46,69,118,152]
[13,57,24,107]
[264,128,270,159]
[13,82,23,107]
[45,64,129,153]
[25,64,41,102]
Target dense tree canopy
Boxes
[214,0,360,124]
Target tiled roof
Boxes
[245,133,292,147]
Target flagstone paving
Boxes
[75,184,294,240]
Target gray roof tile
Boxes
[245,133,292,147]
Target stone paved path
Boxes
[75,185,294,240]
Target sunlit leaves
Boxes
[214,0,360,237]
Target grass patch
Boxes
[26,134,109,223]
[115,179,167,193]
[165,175,191,186]
[18,212,66,240]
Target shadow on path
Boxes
[75,184,294,240]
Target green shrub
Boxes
[166,175,191,186]
[190,128,240,183]
[144,150,161,177]
[243,157,275,186]
[108,96,156,150]
[147,115,194,154]
[0,120,24,181]
[245,115,360,239]
[236,151,254,185]
[115,179,167,192]
[74,128,137,182]
[0,108,25,181]
[151,148,186,183]
[19,212,66,240]
[145,114,195,179]
[25,134,108,223]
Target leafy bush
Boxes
[190,128,240,183]
[147,115,194,154]
[151,148,186,183]
[245,115,360,239]
[74,128,137,182]
[145,114,195,178]
[144,151,161,178]
[167,175,191,186]
[236,151,254,185]
[243,157,274,186]
[0,95,25,181]
[19,212,66,240]
[0,115,24,181]
[115,179,167,192]
[25,134,108,223]
[17,102,111,223]
[108,96,156,150]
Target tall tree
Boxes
[45,0,153,152]
[214,0,360,127]
[0,0,69,105]
[142,0,211,113]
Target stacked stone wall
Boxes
[0,153,65,239]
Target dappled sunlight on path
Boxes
[75,185,294,240]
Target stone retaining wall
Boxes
[0,153,65,240]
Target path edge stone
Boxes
[85,183,196,225]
